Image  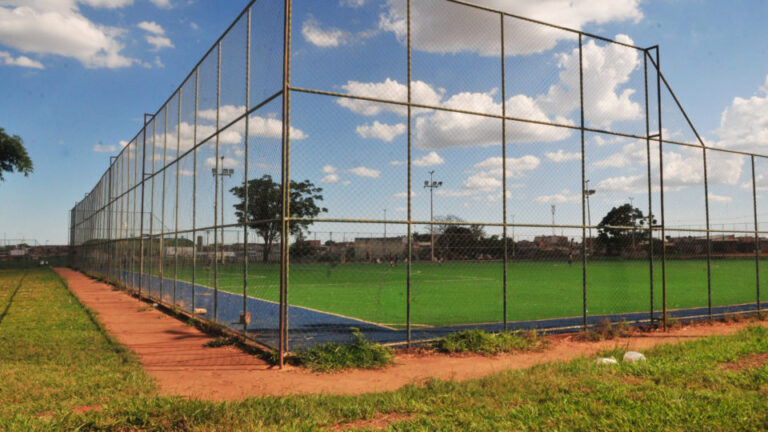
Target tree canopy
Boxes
[0,127,33,182]
[597,204,653,255]
[230,175,326,262]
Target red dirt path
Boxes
[55,267,767,401]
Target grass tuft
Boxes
[435,329,547,355]
[203,337,237,348]
[294,328,393,372]
[581,319,632,341]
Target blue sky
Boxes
[2,0,768,245]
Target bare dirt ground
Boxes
[55,268,767,401]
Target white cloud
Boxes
[342,180,351,186]
[0,2,135,68]
[439,155,539,199]
[349,166,381,178]
[413,151,444,167]
[204,156,241,169]
[545,149,581,163]
[152,55,164,68]
[393,191,415,198]
[414,91,572,149]
[146,35,173,51]
[320,174,339,183]
[341,0,366,7]
[148,0,171,8]
[137,20,164,35]
[537,34,642,129]
[302,18,348,48]
[193,105,307,145]
[708,193,733,203]
[79,0,133,8]
[0,51,43,68]
[322,165,337,174]
[379,0,642,56]
[356,121,406,142]
[93,143,118,153]
[713,75,768,154]
[534,189,581,203]
[337,78,443,116]
[189,21,198,30]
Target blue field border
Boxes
[113,270,768,350]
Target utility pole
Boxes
[212,156,234,265]
[424,171,442,262]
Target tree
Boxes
[596,204,650,256]
[0,127,33,182]
[230,175,327,262]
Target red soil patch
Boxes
[331,413,417,431]
[72,405,102,414]
[55,268,768,401]
[720,352,768,372]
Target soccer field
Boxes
[156,259,766,327]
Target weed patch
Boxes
[434,329,547,355]
[294,328,393,372]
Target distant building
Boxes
[354,236,407,260]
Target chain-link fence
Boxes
[69,0,768,363]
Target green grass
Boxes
[435,329,547,355]
[146,258,763,327]
[294,328,394,372]
[4,267,768,430]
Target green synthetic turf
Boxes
[145,258,763,327]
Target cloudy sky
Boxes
[2,0,768,244]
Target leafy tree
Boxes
[597,204,652,256]
[230,175,327,262]
[0,127,33,182]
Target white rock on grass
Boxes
[623,351,646,363]
[596,357,618,365]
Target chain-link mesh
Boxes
[69,0,768,361]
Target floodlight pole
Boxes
[383,209,387,239]
[629,196,636,252]
[584,180,595,255]
[212,156,233,265]
[424,170,442,262]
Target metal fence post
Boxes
[192,70,199,316]
[579,33,587,331]
[139,114,150,301]
[500,12,508,331]
[279,0,293,368]
[643,48,655,325]
[213,41,222,323]
[654,47,668,330]
[243,7,252,336]
[406,0,413,346]
[752,155,761,315]
[702,146,712,319]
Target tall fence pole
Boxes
[653,47,668,330]
[643,48,655,324]
[500,12,508,330]
[213,41,222,323]
[192,70,199,316]
[160,108,168,302]
[243,6,252,336]
[138,114,150,301]
[702,147,712,319]
[752,155,761,315]
[405,0,413,346]
[174,88,182,306]
[278,0,293,367]
[579,33,587,331]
